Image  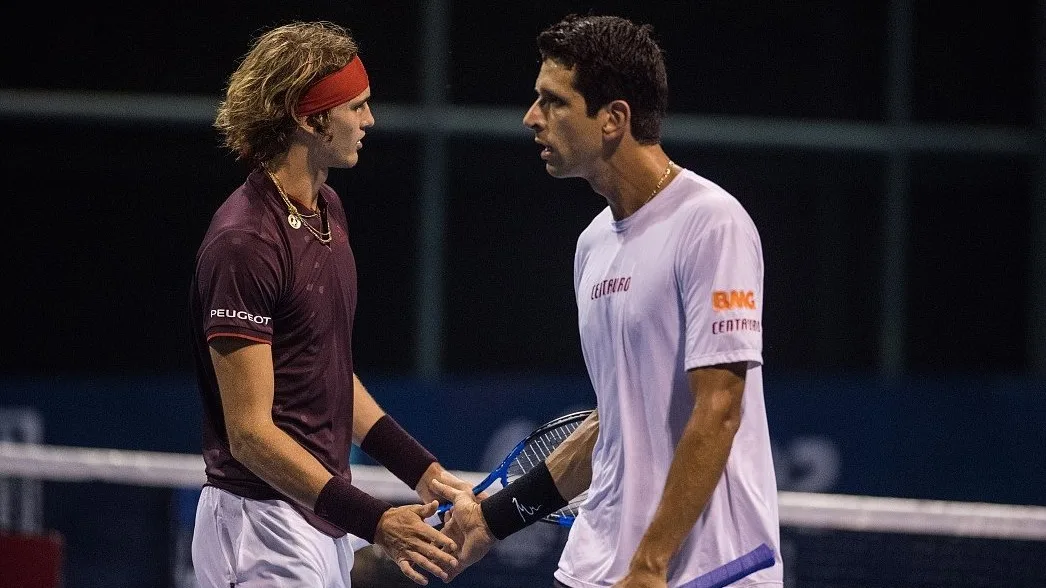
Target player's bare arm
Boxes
[210,337,335,506]
[546,409,599,500]
[618,362,746,587]
[351,373,387,444]
[213,346,458,584]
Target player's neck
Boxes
[266,151,328,213]
[595,146,676,221]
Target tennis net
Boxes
[1,442,1044,588]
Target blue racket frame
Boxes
[436,410,593,525]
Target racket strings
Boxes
[439,410,593,523]
[503,418,588,522]
[506,421,581,479]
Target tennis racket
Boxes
[679,542,776,588]
[438,409,593,527]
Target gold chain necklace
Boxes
[264,168,332,244]
[646,160,675,205]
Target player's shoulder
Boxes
[576,206,614,249]
[199,180,282,257]
[673,169,757,232]
[675,170,748,216]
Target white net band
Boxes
[1,441,1044,541]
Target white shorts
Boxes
[192,485,369,587]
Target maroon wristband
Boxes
[360,415,437,489]
[313,475,392,543]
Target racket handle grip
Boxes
[430,505,450,530]
[424,509,446,529]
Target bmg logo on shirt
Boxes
[712,290,756,311]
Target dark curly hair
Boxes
[537,14,668,144]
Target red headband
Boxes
[296,56,369,117]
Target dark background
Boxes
[1,2,1045,587]
[1,1,1041,377]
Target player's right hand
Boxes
[374,501,458,585]
[429,476,497,581]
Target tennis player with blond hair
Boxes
[189,20,469,587]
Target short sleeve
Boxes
[678,215,764,370]
[194,229,283,344]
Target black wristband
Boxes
[480,462,567,540]
[360,415,438,489]
[314,475,393,543]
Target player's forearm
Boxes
[233,414,395,544]
[351,373,386,444]
[546,410,599,500]
[351,373,440,492]
[631,406,740,574]
[211,340,336,508]
[229,421,335,508]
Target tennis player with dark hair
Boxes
[431,14,782,588]
[189,20,468,587]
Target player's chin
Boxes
[340,152,361,168]
[545,162,571,178]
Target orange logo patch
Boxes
[712,290,756,311]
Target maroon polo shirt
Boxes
[189,167,357,536]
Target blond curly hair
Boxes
[214,21,359,163]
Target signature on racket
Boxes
[437,409,593,527]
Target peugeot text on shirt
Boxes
[210,308,273,325]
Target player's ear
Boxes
[602,100,630,140]
[295,113,319,135]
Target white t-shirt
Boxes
[555,169,782,588]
